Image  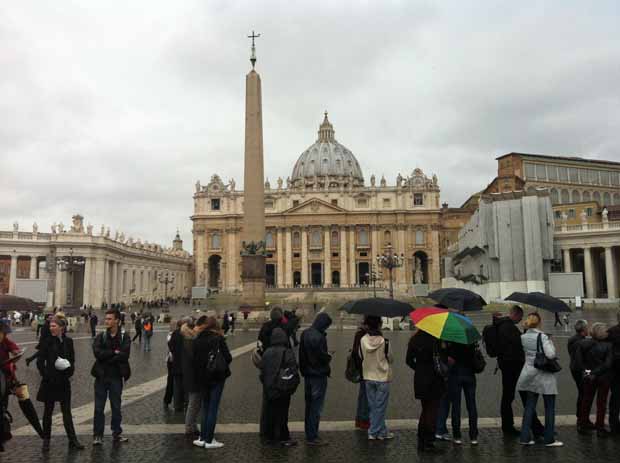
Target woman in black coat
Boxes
[406,329,447,451]
[192,317,232,449]
[36,317,83,451]
[259,327,298,447]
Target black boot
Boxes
[18,399,44,438]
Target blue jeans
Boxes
[366,380,390,438]
[304,376,328,441]
[449,372,478,440]
[200,381,225,443]
[436,393,450,436]
[94,378,123,437]
[143,334,152,352]
[356,381,369,421]
[520,392,556,444]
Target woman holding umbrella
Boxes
[516,312,563,447]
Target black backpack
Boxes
[206,340,228,379]
[268,350,300,400]
[482,324,500,358]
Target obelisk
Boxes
[240,31,266,310]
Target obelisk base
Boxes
[240,254,266,311]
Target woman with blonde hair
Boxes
[516,312,563,447]
[575,322,614,436]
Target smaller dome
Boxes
[291,113,364,188]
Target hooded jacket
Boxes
[299,312,332,378]
[360,331,392,382]
[193,330,232,388]
[180,324,199,393]
[259,328,298,398]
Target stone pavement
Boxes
[4,306,620,461]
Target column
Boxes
[301,227,309,285]
[8,255,17,294]
[583,247,595,299]
[103,259,109,303]
[563,249,572,272]
[339,226,348,287]
[29,256,38,279]
[397,226,407,285]
[285,228,293,287]
[324,227,331,287]
[349,227,356,286]
[83,257,92,306]
[430,228,441,287]
[371,226,379,261]
[54,268,63,307]
[605,246,618,299]
[277,228,284,287]
[111,261,118,303]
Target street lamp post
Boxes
[376,245,404,299]
[56,248,85,306]
[158,272,175,300]
[365,264,379,298]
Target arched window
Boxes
[331,230,339,246]
[613,193,620,206]
[415,229,425,246]
[603,192,611,206]
[572,190,581,203]
[358,228,369,246]
[211,233,221,249]
[550,189,559,205]
[310,230,322,247]
[265,231,274,248]
[561,189,570,204]
[593,191,601,205]
[582,191,591,202]
[384,230,392,245]
[292,231,301,248]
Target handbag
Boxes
[433,343,450,380]
[345,350,362,383]
[534,333,562,373]
[472,343,487,374]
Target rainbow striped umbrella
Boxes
[410,307,481,345]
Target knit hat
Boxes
[270,307,283,322]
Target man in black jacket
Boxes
[608,311,620,434]
[91,309,131,445]
[299,312,332,446]
[495,306,544,437]
[568,319,591,425]
[258,307,288,350]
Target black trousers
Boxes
[42,398,77,441]
[610,372,620,432]
[571,369,585,421]
[264,395,291,443]
[163,362,174,405]
[500,365,544,436]
[132,330,142,343]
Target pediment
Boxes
[283,198,347,215]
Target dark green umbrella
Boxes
[342,298,414,318]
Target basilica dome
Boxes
[290,113,364,188]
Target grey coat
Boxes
[516,329,558,395]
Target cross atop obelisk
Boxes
[248,30,260,69]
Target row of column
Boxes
[563,246,618,299]
[6,255,41,294]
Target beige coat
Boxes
[361,334,393,382]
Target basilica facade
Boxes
[191,114,471,295]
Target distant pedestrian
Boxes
[132,315,142,343]
[36,313,45,338]
[299,312,332,446]
[222,311,230,336]
[143,316,154,352]
[575,322,614,436]
[516,312,563,446]
[163,321,176,408]
[36,317,83,451]
[91,309,131,445]
[563,314,570,333]
[230,312,236,334]
[406,329,446,452]
[259,327,299,447]
[89,313,98,338]
[554,312,561,328]
[360,316,393,441]
[568,319,590,426]
[192,317,232,449]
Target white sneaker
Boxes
[519,440,535,446]
[471,440,478,446]
[192,439,205,448]
[453,439,462,445]
[204,440,224,449]
[545,441,564,447]
[435,434,452,441]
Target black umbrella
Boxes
[504,292,571,313]
[428,288,487,311]
[342,297,414,318]
[0,295,39,311]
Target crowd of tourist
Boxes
[0,304,619,454]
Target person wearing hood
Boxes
[258,307,288,350]
[36,317,83,451]
[259,327,299,447]
[360,316,393,441]
[299,312,332,446]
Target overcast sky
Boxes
[2,1,619,251]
